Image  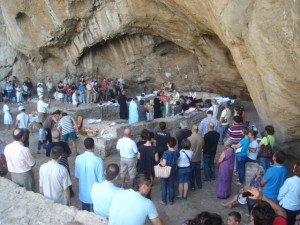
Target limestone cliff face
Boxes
[0,0,299,154]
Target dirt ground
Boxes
[0,98,265,225]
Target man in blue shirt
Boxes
[75,137,104,211]
[261,150,287,202]
[109,172,164,225]
[91,163,122,218]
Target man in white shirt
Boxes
[39,146,71,205]
[37,95,50,123]
[4,128,36,191]
[208,99,218,119]
[116,128,138,188]
[219,102,231,144]
[15,105,30,147]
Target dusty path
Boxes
[0,98,264,225]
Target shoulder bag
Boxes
[258,136,273,158]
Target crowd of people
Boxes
[0,76,125,107]
[0,77,299,225]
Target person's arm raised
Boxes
[248,188,286,218]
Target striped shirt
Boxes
[227,124,244,145]
[58,115,75,135]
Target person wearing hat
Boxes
[37,82,44,97]
[37,95,50,123]
[15,105,30,147]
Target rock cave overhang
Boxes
[74,30,250,99]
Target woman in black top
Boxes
[137,130,158,199]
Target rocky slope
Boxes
[0,0,299,156]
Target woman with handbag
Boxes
[176,139,193,200]
[258,125,275,171]
[159,137,180,205]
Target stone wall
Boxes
[0,177,107,225]
[81,111,206,158]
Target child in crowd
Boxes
[37,122,46,154]
[227,211,241,225]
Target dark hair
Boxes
[51,146,63,160]
[274,150,286,164]
[228,211,241,223]
[243,127,249,135]
[149,132,154,140]
[133,172,152,192]
[206,110,213,115]
[159,122,166,130]
[38,122,43,127]
[140,129,150,141]
[249,129,258,138]
[211,213,223,225]
[105,163,120,181]
[13,128,25,141]
[140,99,145,105]
[176,100,180,106]
[265,125,275,135]
[52,110,62,115]
[251,200,275,225]
[84,137,94,149]
[233,115,242,124]
[182,139,191,150]
[167,137,177,148]
[196,212,212,225]
[182,212,212,225]
[293,161,300,177]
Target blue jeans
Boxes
[65,94,72,103]
[82,202,92,212]
[190,161,202,189]
[160,168,176,203]
[259,157,271,171]
[37,140,46,150]
[203,153,215,181]
[236,155,247,184]
[79,93,86,103]
[7,91,12,103]
[219,124,229,144]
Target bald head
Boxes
[13,128,25,141]
[52,129,60,139]
[208,122,214,130]
[191,124,199,133]
[124,128,131,137]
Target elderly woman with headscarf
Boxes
[216,138,235,199]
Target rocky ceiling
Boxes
[0,0,299,155]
